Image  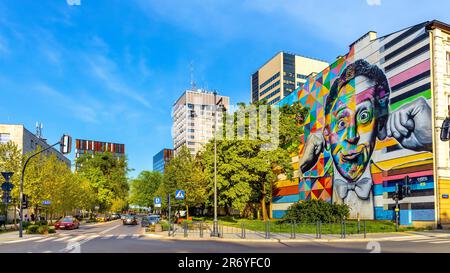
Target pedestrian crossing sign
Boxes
[175,190,185,200]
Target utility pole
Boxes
[211,91,219,237]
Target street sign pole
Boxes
[168,194,171,236]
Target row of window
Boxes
[260,80,280,97]
[259,72,280,89]
[264,88,280,101]
[268,97,281,105]
[447,51,450,75]
[296,73,308,79]
[0,133,10,144]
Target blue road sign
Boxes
[42,200,51,205]
[1,182,14,192]
[175,190,185,200]
[154,197,161,204]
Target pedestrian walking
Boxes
[31,213,35,222]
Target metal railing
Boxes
[165,219,379,239]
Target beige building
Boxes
[251,51,329,105]
[0,124,71,167]
[172,89,230,156]
[428,20,450,226]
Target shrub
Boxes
[36,220,48,226]
[48,228,56,234]
[281,200,350,223]
[27,225,40,234]
[37,225,49,234]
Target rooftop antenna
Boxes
[36,122,43,139]
[190,61,197,91]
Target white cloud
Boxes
[35,84,100,124]
[86,54,152,108]
[367,0,382,6]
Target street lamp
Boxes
[211,90,225,237]
[18,134,71,238]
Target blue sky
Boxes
[0,0,449,178]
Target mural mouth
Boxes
[341,151,362,161]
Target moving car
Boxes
[122,214,138,225]
[111,213,121,220]
[141,215,160,227]
[55,217,80,230]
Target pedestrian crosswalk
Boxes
[1,234,147,245]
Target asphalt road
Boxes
[0,219,449,253]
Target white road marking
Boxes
[132,234,140,238]
[101,234,113,239]
[409,238,443,243]
[99,224,121,234]
[117,234,127,239]
[36,237,57,243]
[67,235,85,242]
[54,237,70,242]
[43,251,52,253]
[389,236,428,241]
[4,237,44,244]
[429,240,450,244]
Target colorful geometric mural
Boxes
[273,22,435,223]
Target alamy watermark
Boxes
[172,94,279,151]
[66,0,81,6]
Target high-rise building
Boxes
[271,20,450,228]
[0,123,71,167]
[251,51,329,105]
[153,148,173,173]
[75,139,125,159]
[172,89,230,156]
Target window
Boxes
[0,133,10,144]
[447,52,450,75]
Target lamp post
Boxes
[18,134,71,238]
[211,91,220,237]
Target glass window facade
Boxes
[152,148,173,174]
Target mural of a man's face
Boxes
[325,76,379,182]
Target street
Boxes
[0,220,449,253]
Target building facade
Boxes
[153,148,173,173]
[272,20,450,228]
[0,124,71,166]
[75,139,125,159]
[172,89,230,156]
[251,51,329,105]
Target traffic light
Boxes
[393,183,404,201]
[403,176,412,197]
[22,194,29,209]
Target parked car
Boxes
[111,213,121,220]
[141,215,160,227]
[55,217,80,230]
[96,214,111,222]
[122,215,138,225]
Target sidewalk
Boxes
[143,228,450,243]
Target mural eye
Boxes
[358,109,372,124]
[337,119,347,130]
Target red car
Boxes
[55,217,80,230]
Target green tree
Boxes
[129,171,163,208]
[199,100,308,220]
[162,146,208,218]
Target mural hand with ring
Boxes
[386,97,432,152]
